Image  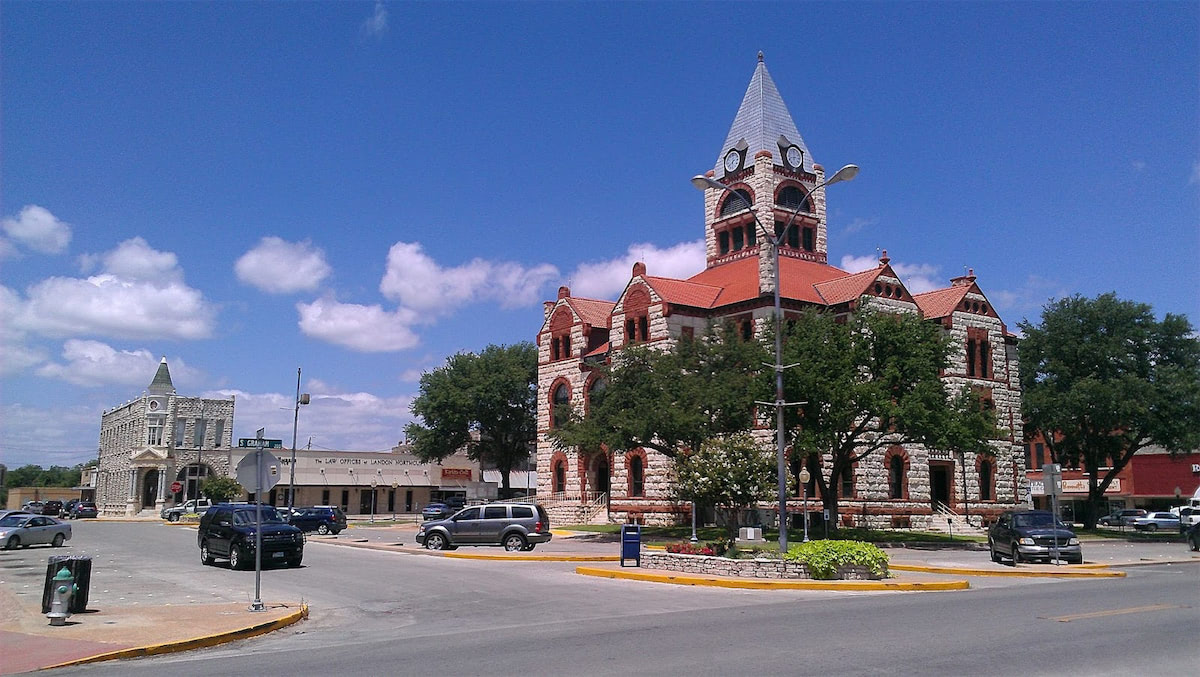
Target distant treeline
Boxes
[4,461,96,489]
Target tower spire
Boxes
[147,356,175,395]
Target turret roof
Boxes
[717,53,814,178]
[147,356,175,395]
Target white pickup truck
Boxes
[161,498,213,522]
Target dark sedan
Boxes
[422,503,452,521]
[69,501,99,519]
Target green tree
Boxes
[200,475,243,503]
[780,308,1000,529]
[550,322,769,459]
[404,343,537,496]
[672,432,777,538]
[1020,293,1200,528]
[4,464,88,488]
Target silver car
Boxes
[1132,512,1180,532]
[0,513,72,549]
[416,502,552,552]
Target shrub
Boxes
[665,540,733,556]
[783,540,889,580]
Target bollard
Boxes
[46,567,77,626]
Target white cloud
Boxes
[297,296,421,352]
[839,216,878,235]
[0,403,100,467]
[361,0,388,39]
[379,241,559,313]
[0,285,46,376]
[1,205,72,255]
[36,340,199,387]
[569,239,706,299]
[1131,160,1147,172]
[989,275,1070,316]
[235,236,332,294]
[840,254,943,294]
[216,385,414,452]
[13,238,216,340]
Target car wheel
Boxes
[424,532,448,550]
[288,555,303,568]
[503,534,527,552]
[1145,524,1157,533]
[1011,543,1022,564]
[169,513,180,522]
[229,545,244,570]
[4,536,19,550]
[52,534,65,547]
[989,541,1001,563]
[317,524,330,535]
[1190,536,1199,552]
[522,544,536,552]
[200,541,215,565]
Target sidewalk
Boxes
[0,580,304,675]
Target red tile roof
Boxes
[643,276,724,308]
[686,256,848,307]
[814,267,880,305]
[912,286,968,319]
[568,297,615,328]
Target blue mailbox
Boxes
[620,524,642,567]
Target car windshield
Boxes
[1014,513,1055,528]
[0,514,31,527]
[231,508,284,525]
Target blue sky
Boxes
[2,1,1197,468]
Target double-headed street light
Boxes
[691,163,858,553]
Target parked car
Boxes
[40,500,64,516]
[0,513,72,550]
[68,501,98,519]
[1178,506,1200,533]
[1098,508,1147,527]
[988,510,1082,564]
[416,502,552,552]
[422,503,453,521]
[197,504,304,569]
[20,501,44,514]
[1131,512,1180,532]
[1187,521,1200,552]
[443,496,466,511]
[288,506,347,535]
[162,498,214,522]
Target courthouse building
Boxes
[536,55,1026,528]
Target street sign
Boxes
[170,481,183,493]
[1045,463,1062,497]
[238,438,283,448]
[236,450,281,493]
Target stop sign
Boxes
[170,481,183,493]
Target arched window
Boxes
[979,459,994,501]
[889,454,906,499]
[718,189,753,217]
[777,185,812,213]
[551,383,570,428]
[628,455,644,497]
[553,460,566,494]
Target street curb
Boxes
[306,536,620,561]
[38,603,308,670]
[888,563,1126,578]
[575,566,970,591]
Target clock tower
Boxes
[698,53,831,293]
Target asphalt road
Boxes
[21,521,1200,676]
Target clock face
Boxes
[724,150,741,173]
[786,145,803,169]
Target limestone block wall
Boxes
[97,400,145,514]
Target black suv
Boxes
[988,510,1082,564]
[288,506,347,535]
[198,504,304,569]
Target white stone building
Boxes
[96,357,235,516]
[535,55,1025,529]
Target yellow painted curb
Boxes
[889,563,1126,578]
[575,566,970,591]
[443,552,620,562]
[39,604,308,670]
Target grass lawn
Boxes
[561,523,987,545]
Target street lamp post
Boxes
[392,480,398,522]
[288,368,310,513]
[798,466,811,542]
[692,163,859,553]
[370,479,378,523]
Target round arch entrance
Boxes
[175,464,213,502]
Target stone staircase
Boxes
[925,503,987,536]
[539,492,609,526]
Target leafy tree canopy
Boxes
[4,464,88,488]
[200,475,243,503]
[404,343,537,492]
[672,431,777,537]
[1019,293,1200,526]
[781,308,1000,524]
[549,322,769,458]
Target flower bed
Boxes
[640,551,886,580]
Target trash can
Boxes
[42,555,92,613]
[620,524,641,567]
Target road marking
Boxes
[1045,604,1183,622]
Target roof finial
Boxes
[880,249,890,266]
[757,51,764,63]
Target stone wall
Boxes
[639,551,885,580]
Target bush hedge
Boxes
[783,539,889,580]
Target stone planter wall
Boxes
[639,551,886,580]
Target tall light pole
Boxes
[288,368,310,513]
[692,163,859,553]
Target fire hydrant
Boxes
[46,566,77,626]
